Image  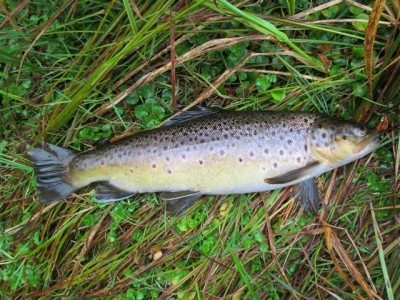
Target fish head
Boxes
[310,118,380,167]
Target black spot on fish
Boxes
[167,169,172,174]
[220,150,225,156]
[342,135,347,140]
[272,131,276,136]
[279,150,284,156]
[249,151,255,157]
[287,139,292,145]
[304,118,308,123]
[264,148,269,154]
[282,123,286,128]
[304,144,308,152]
[166,157,170,161]
[151,164,157,169]
[324,142,329,147]
[289,128,293,133]
[223,134,229,139]
[238,157,243,163]
[199,160,204,165]
[279,135,284,141]
[181,154,186,159]
[322,132,327,139]
[273,162,278,168]
[296,157,301,163]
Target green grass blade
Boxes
[230,250,260,300]
[202,0,325,72]
[370,201,395,300]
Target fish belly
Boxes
[70,140,311,195]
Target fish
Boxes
[28,107,380,215]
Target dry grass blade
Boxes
[364,0,386,98]
[291,0,343,19]
[94,35,274,115]
[325,225,382,299]
[169,10,177,110]
[0,0,29,30]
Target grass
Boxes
[1,0,399,298]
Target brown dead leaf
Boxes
[317,53,332,73]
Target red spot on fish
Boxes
[151,164,157,169]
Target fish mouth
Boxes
[353,132,380,154]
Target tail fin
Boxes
[28,143,77,204]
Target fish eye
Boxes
[354,124,367,137]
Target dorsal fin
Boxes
[164,106,220,126]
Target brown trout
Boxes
[28,108,380,215]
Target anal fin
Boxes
[160,191,202,216]
[95,182,135,202]
[295,178,321,215]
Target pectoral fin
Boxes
[265,161,321,184]
[95,182,135,202]
[160,191,202,216]
[295,178,321,215]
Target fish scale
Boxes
[28,108,379,215]
[69,111,318,194]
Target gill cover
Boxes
[310,118,378,165]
